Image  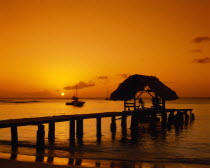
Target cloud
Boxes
[194,57,210,64]
[118,73,129,78]
[97,76,108,79]
[193,36,210,43]
[191,49,202,53]
[64,81,95,90]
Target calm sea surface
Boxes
[0,98,210,167]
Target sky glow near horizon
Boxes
[0,0,210,98]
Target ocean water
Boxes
[0,98,210,167]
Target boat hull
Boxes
[66,101,85,107]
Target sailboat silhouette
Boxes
[66,85,85,107]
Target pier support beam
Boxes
[121,115,127,139]
[48,121,55,143]
[184,111,189,124]
[11,126,18,150]
[69,120,75,142]
[96,117,102,141]
[130,114,138,130]
[36,124,45,152]
[76,119,83,140]
[110,116,116,133]
[121,115,127,129]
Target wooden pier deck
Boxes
[0,111,134,128]
[0,108,193,128]
[0,108,193,151]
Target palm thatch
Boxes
[110,74,178,101]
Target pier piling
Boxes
[76,119,83,140]
[110,116,116,134]
[70,120,75,142]
[36,124,45,152]
[11,126,18,149]
[48,121,55,143]
[0,109,194,149]
[96,117,102,141]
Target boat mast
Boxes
[75,85,78,97]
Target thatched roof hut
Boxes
[110,74,178,101]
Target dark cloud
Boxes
[194,57,210,64]
[97,76,108,79]
[193,36,210,43]
[118,73,129,78]
[191,49,202,53]
[64,81,95,90]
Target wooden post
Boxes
[121,114,127,138]
[130,114,139,139]
[130,114,138,129]
[47,156,54,163]
[161,99,167,125]
[190,110,195,120]
[70,120,75,142]
[184,111,189,123]
[76,119,83,140]
[134,96,136,111]
[10,153,17,160]
[68,158,74,165]
[96,161,101,167]
[96,117,102,141]
[36,155,44,162]
[48,122,55,143]
[36,124,45,152]
[11,126,18,150]
[110,116,116,133]
[190,109,192,119]
[168,111,174,123]
[121,115,127,128]
[75,158,82,166]
[124,100,126,111]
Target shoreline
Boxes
[1,152,210,168]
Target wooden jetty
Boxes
[0,108,193,151]
[0,74,195,152]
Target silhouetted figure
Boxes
[138,98,145,110]
[152,97,161,112]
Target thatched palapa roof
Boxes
[110,74,178,101]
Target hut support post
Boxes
[161,99,167,125]
[11,126,18,149]
[70,120,75,141]
[48,121,55,143]
[36,124,45,152]
[96,117,102,141]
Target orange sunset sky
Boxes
[0,0,210,98]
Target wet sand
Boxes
[0,158,72,168]
[1,155,210,168]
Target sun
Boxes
[61,93,65,96]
